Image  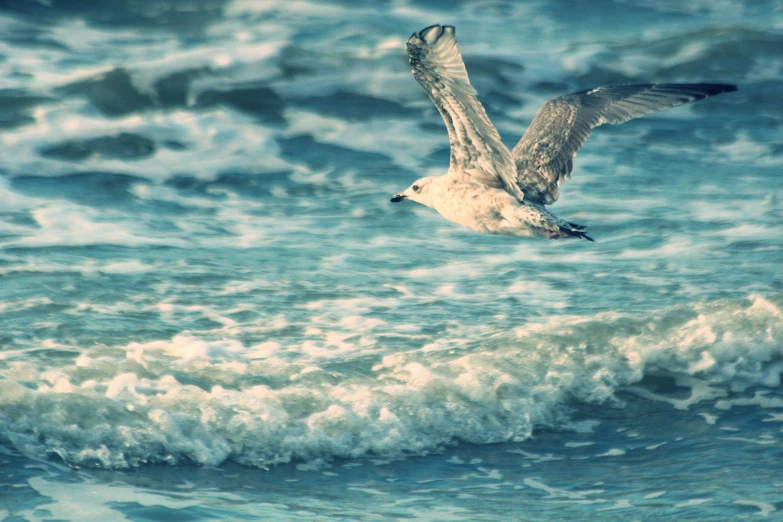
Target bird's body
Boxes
[424,177,573,238]
[391,25,737,240]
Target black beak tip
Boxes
[390,195,407,203]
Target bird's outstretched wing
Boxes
[511,83,737,205]
[407,25,522,198]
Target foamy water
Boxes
[1,0,782,520]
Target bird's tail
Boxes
[563,221,595,242]
[572,230,595,242]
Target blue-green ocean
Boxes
[1,0,782,520]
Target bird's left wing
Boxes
[511,83,737,204]
[407,25,522,198]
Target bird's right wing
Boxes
[407,25,522,198]
[511,83,737,205]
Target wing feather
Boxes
[407,25,521,198]
[511,83,737,204]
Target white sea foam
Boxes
[596,448,626,457]
[714,133,783,166]
[23,475,200,521]
[3,202,185,248]
[733,499,776,517]
[0,104,293,183]
[1,294,780,469]
[674,498,712,508]
[282,109,444,175]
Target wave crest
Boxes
[1,295,781,468]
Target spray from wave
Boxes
[1,294,781,468]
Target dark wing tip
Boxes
[412,24,455,45]
[655,83,738,99]
[419,24,443,33]
[579,83,738,99]
[676,83,737,93]
[699,83,738,93]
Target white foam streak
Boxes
[2,202,185,248]
[1,294,781,469]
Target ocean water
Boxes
[1,0,782,520]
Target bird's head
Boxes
[390,176,437,207]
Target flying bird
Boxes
[391,25,737,240]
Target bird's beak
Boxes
[390,193,407,203]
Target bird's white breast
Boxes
[429,180,538,236]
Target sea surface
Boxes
[1,0,782,520]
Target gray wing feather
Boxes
[407,25,522,198]
[511,83,737,204]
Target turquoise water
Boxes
[1,0,782,520]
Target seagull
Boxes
[390,25,737,240]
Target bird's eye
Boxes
[412,185,420,192]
